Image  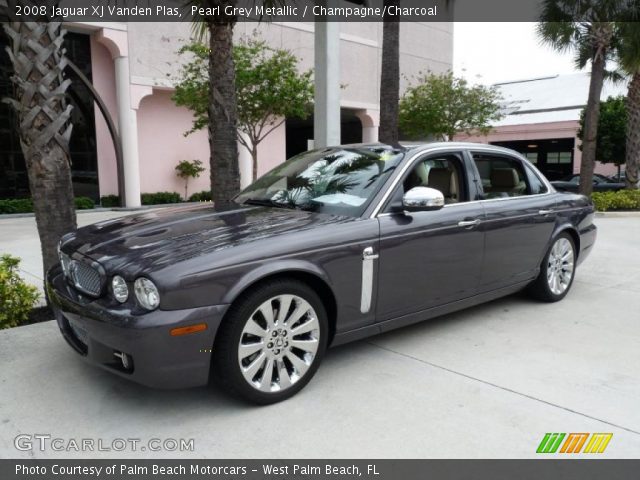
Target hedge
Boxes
[188,190,212,202]
[0,197,94,214]
[591,190,640,212]
[140,191,182,205]
[100,195,120,207]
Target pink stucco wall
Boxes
[455,121,619,177]
[255,120,287,177]
[90,36,119,197]
[136,90,211,198]
[91,44,289,199]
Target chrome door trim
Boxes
[360,246,378,314]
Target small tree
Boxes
[578,96,627,178]
[399,71,503,140]
[175,159,206,201]
[174,38,314,182]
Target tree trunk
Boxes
[3,22,76,288]
[378,0,400,145]
[251,145,258,182]
[579,50,607,196]
[625,71,640,190]
[208,20,240,206]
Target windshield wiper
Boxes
[243,198,295,209]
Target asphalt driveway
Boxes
[0,212,639,458]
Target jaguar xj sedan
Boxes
[48,142,597,404]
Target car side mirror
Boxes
[402,187,445,212]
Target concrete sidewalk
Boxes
[0,215,639,458]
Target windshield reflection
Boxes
[235,147,404,217]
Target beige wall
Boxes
[126,21,454,108]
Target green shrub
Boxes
[0,255,39,329]
[100,195,120,207]
[0,197,97,213]
[140,192,182,205]
[0,198,34,214]
[188,190,212,202]
[74,197,95,210]
[591,190,640,211]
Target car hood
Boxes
[63,204,354,274]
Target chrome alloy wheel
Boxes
[237,294,320,393]
[546,237,575,295]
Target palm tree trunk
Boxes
[378,0,400,145]
[625,71,640,190]
[3,22,76,287]
[208,20,241,206]
[579,51,607,196]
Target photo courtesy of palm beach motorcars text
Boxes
[1,0,639,478]
[14,461,378,477]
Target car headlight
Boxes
[111,275,129,303]
[58,243,70,277]
[134,277,160,310]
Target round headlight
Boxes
[111,275,129,303]
[134,277,160,310]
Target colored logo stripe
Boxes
[537,433,613,454]
[560,433,589,453]
[537,433,565,453]
[583,433,613,453]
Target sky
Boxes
[453,23,579,85]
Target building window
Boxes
[547,151,572,164]
[524,152,538,164]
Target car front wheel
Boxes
[528,232,576,302]
[212,279,328,404]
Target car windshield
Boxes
[235,147,405,217]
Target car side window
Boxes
[401,153,468,205]
[472,153,533,199]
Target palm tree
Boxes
[537,0,621,195]
[378,0,400,145]
[195,2,241,206]
[3,20,77,287]
[616,22,640,189]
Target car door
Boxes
[470,150,557,292]
[375,150,486,322]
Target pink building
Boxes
[0,21,454,206]
[455,73,628,181]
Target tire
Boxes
[528,232,577,302]
[211,279,328,404]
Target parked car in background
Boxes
[551,173,625,192]
[48,143,597,404]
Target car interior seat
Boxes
[485,168,526,198]
[428,168,459,204]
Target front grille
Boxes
[68,260,103,296]
[59,250,104,297]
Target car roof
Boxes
[339,141,523,157]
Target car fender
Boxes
[221,259,334,306]
[540,222,580,264]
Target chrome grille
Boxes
[59,250,104,297]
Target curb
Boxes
[595,211,640,217]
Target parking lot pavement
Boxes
[0,214,639,458]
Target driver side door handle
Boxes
[458,219,481,228]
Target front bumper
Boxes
[47,265,229,389]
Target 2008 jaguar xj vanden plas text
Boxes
[48,143,597,404]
